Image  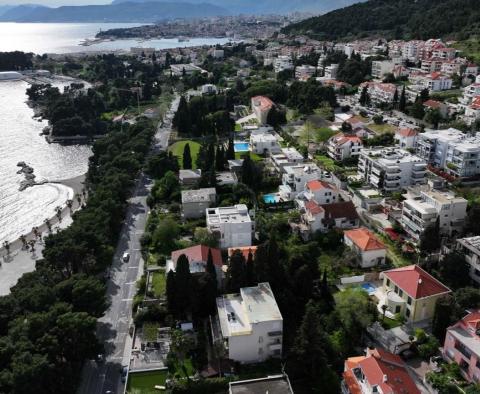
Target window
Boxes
[258,347,263,355]
[258,336,263,343]
[395,305,401,313]
[407,297,412,305]
[386,279,390,287]
[394,285,399,294]
[406,309,410,318]
[399,289,403,297]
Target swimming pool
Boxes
[234,142,250,152]
[360,282,377,295]
[263,193,279,204]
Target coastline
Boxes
[0,173,86,255]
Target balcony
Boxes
[268,343,282,352]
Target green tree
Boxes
[432,295,456,342]
[166,269,177,314]
[420,221,441,256]
[359,86,370,106]
[173,96,191,134]
[465,202,480,236]
[182,143,192,170]
[424,108,442,128]
[226,138,235,160]
[437,252,470,290]
[226,250,247,293]
[175,254,192,317]
[399,85,406,112]
[206,248,217,290]
[152,216,180,254]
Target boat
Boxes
[178,37,190,43]
[0,71,22,81]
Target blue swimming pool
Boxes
[360,282,377,295]
[263,193,279,204]
[234,142,250,152]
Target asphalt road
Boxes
[78,97,179,394]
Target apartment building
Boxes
[342,348,420,394]
[327,134,363,161]
[249,132,282,155]
[206,204,253,249]
[214,282,283,364]
[181,188,216,219]
[279,163,322,200]
[344,227,386,268]
[401,189,467,241]
[443,310,480,383]
[358,82,397,104]
[303,180,339,205]
[455,237,480,286]
[416,128,480,178]
[460,77,480,107]
[380,265,451,323]
[371,59,396,79]
[395,128,418,149]
[270,147,304,173]
[251,96,274,125]
[358,148,427,193]
[421,58,444,73]
[170,63,206,76]
[324,63,339,79]
[295,64,316,80]
[464,97,480,125]
[274,55,294,74]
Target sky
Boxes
[0,0,111,5]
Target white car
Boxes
[122,252,130,262]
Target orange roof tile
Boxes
[228,246,258,261]
[171,245,223,267]
[306,180,337,192]
[383,265,451,299]
[344,227,386,251]
[396,128,418,137]
[305,200,324,215]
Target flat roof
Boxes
[404,199,437,215]
[241,282,283,324]
[217,294,252,337]
[229,375,293,394]
[458,236,480,253]
[181,188,216,203]
[449,326,480,357]
[207,204,251,224]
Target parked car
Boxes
[120,365,128,383]
[122,252,130,262]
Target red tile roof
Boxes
[344,348,420,394]
[423,99,443,109]
[344,227,386,251]
[471,96,480,110]
[251,96,274,111]
[306,180,337,192]
[171,245,223,267]
[305,200,324,215]
[383,265,451,299]
[396,127,418,137]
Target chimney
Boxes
[383,374,388,383]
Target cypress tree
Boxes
[227,250,247,293]
[166,270,177,314]
[215,145,225,171]
[206,248,217,289]
[246,250,255,286]
[227,138,235,160]
[175,254,192,316]
[182,143,192,170]
[399,85,406,112]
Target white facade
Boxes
[295,64,316,80]
[170,63,205,76]
[270,147,304,173]
[216,283,283,364]
[327,134,363,161]
[456,237,480,285]
[206,204,253,249]
[324,63,339,79]
[395,128,418,149]
[460,81,480,106]
[274,55,293,74]
[201,84,218,95]
[181,188,216,219]
[0,71,22,81]
[416,128,480,178]
[249,132,282,155]
[279,163,321,200]
[371,60,395,79]
[303,180,339,205]
[358,148,427,192]
[344,228,387,268]
[401,190,467,241]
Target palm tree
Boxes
[44,218,52,233]
[66,199,73,212]
[28,239,36,253]
[2,241,10,256]
[55,206,62,222]
[75,193,82,207]
[19,234,27,248]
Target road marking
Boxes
[122,298,133,302]
[125,281,136,285]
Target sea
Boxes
[0,23,230,244]
[0,22,232,54]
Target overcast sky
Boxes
[0,0,111,6]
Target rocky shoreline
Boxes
[16,161,47,191]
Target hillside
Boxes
[283,0,480,41]
[0,1,229,22]
[110,0,365,15]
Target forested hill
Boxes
[282,0,480,41]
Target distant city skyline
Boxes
[0,0,111,6]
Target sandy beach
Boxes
[0,173,86,294]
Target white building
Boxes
[395,128,418,149]
[170,63,206,76]
[358,148,427,192]
[279,163,322,200]
[270,147,304,173]
[295,64,316,80]
[0,71,22,81]
[327,134,363,161]
[300,180,339,206]
[371,60,396,79]
[401,190,467,241]
[344,227,386,268]
[460,78,480,106]
[201,84,218,95]
[324,63,339,79]
[455,237,480,285]
[212,49,225,59]
[416,128,480,178]
[249,132,282,155]
[181,188,216,219]
[251,96,274,125]
[215,283,283,364]
[464,97,480,125]
[422,72,453,92]
[206,204,253,249]
[358,82,397,104]
[274,55,294,74]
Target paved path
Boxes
[78,96,179,394]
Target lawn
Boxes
[127,370,168,394]
[235,151,264,162]
[171,358,195,379]
[169,140,201,169]
[453,38,480,63]
[315,127,338,143]
[235,123,243,132]
[152,271,166,297]
[381,316,402,330]
[315,155,340,171]
[368,123,396,135]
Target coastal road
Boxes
[77,96,179,394]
